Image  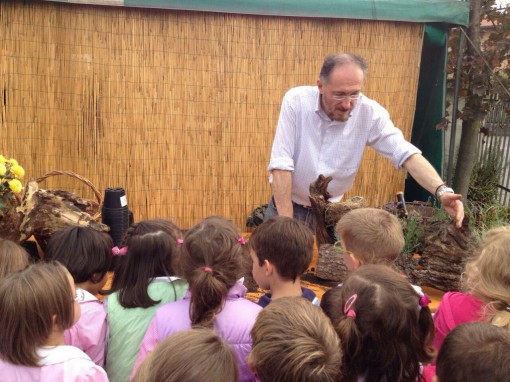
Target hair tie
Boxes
[344,294,357,319]
[177,239,184,245]
[419,293,431,309]
[505,305,510,313]
[238,237,246,245]
[204,266,213,273]
[112,246,128,256]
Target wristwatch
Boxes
[435,185,454,199]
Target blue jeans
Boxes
[263,197,316,231]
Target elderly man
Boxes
[265,53,464,229]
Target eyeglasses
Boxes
[331,94,361,101]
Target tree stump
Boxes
[17,181,109,252]
[316,243,349,282]
[0,195,22,242]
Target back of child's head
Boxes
[335,208,404,265]
[132,328,238,382]
[249,297,342,382]
[249,216,313,281]
[0,261,75,366]
[320,286,343,326]
[0,238,31,278]
[436,322,510,382]
[45,225,113,286]
[462,225,510,330]
[333,264,435,382]
[111,218,182,308]
[180,216,245,328]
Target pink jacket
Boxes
[64,288,108,366]
[132,281,262,381]
[0,345,109,382]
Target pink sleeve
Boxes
[130,317,160,380]
[75,365,110,382]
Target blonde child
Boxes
[133,216,262,381]
[132,329,238,382]
[432,225,510,354]
[434,322,510,382]
[249,297,342,382]
[105,219,188,382]
[0,261,109,381]
[322,264,435,382]
[248,216,319,306]
[45,226,113,367]
[0,238,31,278]
[335,207,405,270]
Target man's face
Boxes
[317,64,364,122]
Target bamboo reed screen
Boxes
[0,0,424,229]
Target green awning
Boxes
[48,0,470,26]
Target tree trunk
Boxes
[453,119,479,197]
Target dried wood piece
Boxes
[0,195,22,242]
[316,243,349,282]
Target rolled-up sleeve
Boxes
[268,92,296,172]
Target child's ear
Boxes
[350,254,361,269]
[263,259,273,276]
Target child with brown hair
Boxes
[322,264,435,382]
[132,329,238,382]
[432,225,510,354]
[0,238,31,278]
[248,216,318,306]
[335,207,405,270]
[45,226,113,367]
[434,322,510,382]
[249,297,342,382]
[105,219,188,382]
[133,216,262,381]
[0,261,109,381]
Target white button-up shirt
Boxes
[268,86,421,206]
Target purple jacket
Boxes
[133,281,262,382]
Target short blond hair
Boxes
[335,208,404,265]
[249,297,342,382]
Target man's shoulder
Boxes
[284,85,318,100]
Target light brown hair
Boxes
[462,225,510,331]
[133,329,238,382]
[249,297,342,382]
[0,238,31,278]
[249,216,313,281]
[334,265,435,382]
[436,322,510,382]
[335,208,404,265]
[0,261,75,366]
[180,216,245,328]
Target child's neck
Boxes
[269,277,303,301]
[44,328,66,347]
[75,281,97,296]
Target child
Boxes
[133,216,262,381]
[248,216,319,306]
[0,261,109,381]
[435,322,510,382]
[105,219,189,382]
[132,329,238,382]
[432,225,510,354]
[0,238,31,278]
[44,226,113,367]
[323,264,435,382]
[335,207,405,270]
[249,297,342,382]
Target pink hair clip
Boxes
[112,246,128,256]
[238,237,246,245]
[204,266,213,273]
[343,294,358,319]
[419,293,431,308]
[177,239,184,245]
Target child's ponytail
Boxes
[335,295,362,382]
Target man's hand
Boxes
[439,192,464,228]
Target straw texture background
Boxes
[1,0,424,229]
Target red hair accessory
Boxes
[344,294,358,319]
[419,293,431,308]
[112,246,128,256]
[204,267,213,273]
[177,239,184,245]
[238,237,246,245]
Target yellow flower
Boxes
[0,163,6,176]
[10,164,25,179]
[8,179,23,194]
[8,158,18,166]
[0,155,6,164]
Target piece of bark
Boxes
[316,243,349,282]
[17,181,109,251]
[0,194,22,242]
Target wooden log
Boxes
[316,243,349,282]
[0,194,22,242]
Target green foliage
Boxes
[468,148,504,205]
[400,211,425,254]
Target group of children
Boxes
[0,206,508,381]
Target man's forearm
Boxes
[270,170,293,218]
[402,154,444,195]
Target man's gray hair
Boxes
[319,53,368,83]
